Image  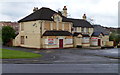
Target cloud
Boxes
[0,0,119,27]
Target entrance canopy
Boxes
[43,30,72,36]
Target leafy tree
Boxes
[2,26,16,45]
[109,32,120,45]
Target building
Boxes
[91,25,113,47]
[91,32,104,46]
[13,6,73,49]
[69,14,94,48]
[0,21,19,34]
[13,6,112,49]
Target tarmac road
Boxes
[2,64,118,73]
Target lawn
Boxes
[0,49,42,59]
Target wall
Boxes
[14,20,42,49]
[73,37,82,47]
[90,36,103,46]
[13,34,20,46]
[42,36,73,49]
[82,37,90,47]
[90,37,98,46]
[13,19,73,49]
[43,21,72,33]
[102,35,109,46]
[106,41,114,46]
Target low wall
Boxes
[105,41,114,46]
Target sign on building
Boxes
[45,39,56,45]
[48,39,54,45]
[65,39,73,44]
[82,37,89,43]
[91,37,98,46]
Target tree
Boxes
[109,32,120,45]
[2,26,16,45]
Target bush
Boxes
[2,26,16,45]
[109,32,120,45]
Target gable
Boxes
[52,13,62,22]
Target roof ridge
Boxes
[68,18,83,20]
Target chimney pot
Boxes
[62,6,67,17]
[82,14,87,20]
[64,6,66,8]
[33,7,38,12]
[63,6,67,10]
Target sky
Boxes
[0,0,119,28]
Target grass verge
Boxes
[0,49,42,59]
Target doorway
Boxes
[59,39,63,48]
[98,39,101,46]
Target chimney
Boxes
[33,7,38,12]
[62,6,67,17]
[82,14,87,20]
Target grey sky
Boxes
[0,0,119,27]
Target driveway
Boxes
[2,46,119,64]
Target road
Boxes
[2,64,118,73]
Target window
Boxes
[56,16,60,21]
[21,36,24,44]
[86,28,89,33]
[73,27,77,31]
[53,14,62,22]
[81,28,84,33]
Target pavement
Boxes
[1,46,119,64]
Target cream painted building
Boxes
[13,6,73,49]
[13,6,112,49]
[90,32,104,47]
[69,15,94,47]
[91,25,113,47]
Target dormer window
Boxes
[56,16,60,21]
[99,34,103,38]
[52,13,62,22]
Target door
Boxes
[21,36,24,44]
[98,39,101,46]
[59,39,63,48]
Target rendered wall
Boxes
[90,36,103,46]
[43,21,72,33]
[106,41,114,46]
[13,20,42,49]
[73,37,82,47]
[42,36,73,49]
[13,34,20,46]
[102,35,109,46]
